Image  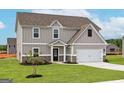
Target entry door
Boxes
[53,48,59,61]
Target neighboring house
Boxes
[106,44,120,54]
[7,38,16,54]
[15,12,107,63]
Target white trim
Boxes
[71,45,74,62]
[49,40,67,46]
[22,43,48,45]
[90,24,107,44]
[73,24,107,45]
[52,27,60,39]
[51,46,53,62]
[73,43,108,45]
[22,54,51,56]
[50,20,63,27]
[20,25,23,63]
[22,54,76,57]
[59,54,70,56]
[32,47,40,56]
[73,24,89,43]
[64,45,66,62]
[53,45,65,46]
[32,27,40,39]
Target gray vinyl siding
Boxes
[22,26,77,43]
[73,45,106,54]
[22,27,52,43]
[22,45,51,55]
[75,25,105,43]
[60,28,77,43]
[16,22,22,61]
[22,45,71,55]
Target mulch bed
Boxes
[0,54,16,59]
[26,74,43,78]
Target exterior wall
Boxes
[7,45,16,54]
[22,45,51,55]
[60,28,77,43]
[22,26,77,44]
[22,27,52,43]
[22,56,51,63]
[75,25,105,43]
[16,22,22,61]
[22,56,75,63]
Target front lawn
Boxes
[106,55,124,65]
[1,58,124,83]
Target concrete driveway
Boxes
[79,62,124,71]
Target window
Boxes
[110,48,115,52]
[53,29,59,39]
[14,45,16,48]
[88,29,92,37]
[33,27,40,39]
[33,48,39,57]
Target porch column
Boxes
[64,45,66,62]
[51,46,53,62]
[71,45,73,62]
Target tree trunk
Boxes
[32,64,37,75]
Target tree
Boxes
[26,50,42,78]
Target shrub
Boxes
[22,56,51,65]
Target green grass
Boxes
[106,55,124,65]
[1,58,124,83]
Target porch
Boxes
[49,40,68,62]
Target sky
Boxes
[0,9,124,45]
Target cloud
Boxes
[0,21,5,30]
[32,9,124,39]
[94,17,124,39]
[32,9,91,18]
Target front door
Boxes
[53,48,59,61]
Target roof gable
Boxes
[50,20,63,27]
[49,40,67,46]
[73,24,107,44]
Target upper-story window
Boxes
[53,28,59,39]
[88,29,92,37]
[32,27,40,39]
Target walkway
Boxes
[79,62,124,71]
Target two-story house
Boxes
[15,12,107,63]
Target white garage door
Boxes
[77,49,103,63]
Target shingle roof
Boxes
[16,12,101,30]
[67,24,89,44]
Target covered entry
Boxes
[49,40,67,62]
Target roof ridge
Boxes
[17,12,88,19]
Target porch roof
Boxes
[49,40,67,46]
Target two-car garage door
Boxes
[76,49,103,63]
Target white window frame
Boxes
[32,27,40,39]
[52,27,60,39]
[32,47,40,56]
